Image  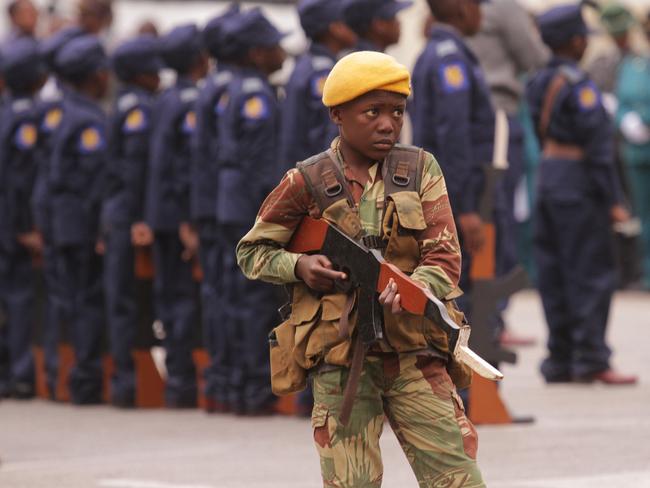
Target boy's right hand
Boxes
[295,254,347,292]
[458,212,485,255]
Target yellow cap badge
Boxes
[241,96,268,121]
[578,86,598,110]
[79,127,104,153]
[182,110,197,134]
[43,108,63,132]
[441,63,468,93]
[124,108,147,133]
[15,123,37,150]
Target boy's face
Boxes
[330,90,406,162]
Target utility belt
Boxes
[542,139,585,161]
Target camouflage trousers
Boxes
[311,353,485,488]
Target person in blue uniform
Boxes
[32,26,84,400]
[411,0,494,316]
[216,7,286,415]
[279,0,357,171]
[527,4,637,385]
[49,35,110,404]
[616,12,650,291]
[103,35,163,408]
[341,0,411,52]
[0,37,47,399]
[279,0,357,416]
[145,24,208,408]
[192,5,241,414]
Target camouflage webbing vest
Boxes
[268,144,470,396]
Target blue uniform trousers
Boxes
[0,246,35,392]
[534,195,615,380]
[42,242,68,396]
[197,220,228,404]
[628,165,650,289]
[496,117,525,278]
[221,225,276,413]
[58,244,104,403]
[104,225,137,403]
[152,232,198,405]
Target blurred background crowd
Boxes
[0,0,647,420]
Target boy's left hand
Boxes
[379,278,404,315]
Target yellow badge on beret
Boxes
[15,123,37,150]
[441,62,468,93]
[182,110,197,134]
[578,85,598,110]
[78,127,104,154]
[43,108,63,132]
[124,108,147,133]
[241,96,269,121]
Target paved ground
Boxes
[1,290,649,488]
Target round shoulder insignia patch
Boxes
[182,110,197,134]
[79,126,104,153]
[578,86,598,110]
[215,93,230,115]
[15,123,37,150]
[440,62,469,93]
[241,95,269,121]
[311,74,328,98]
[43,108,63,132]
[124,108,147,133]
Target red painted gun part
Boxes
[378,262,429,315]
[287,217,329,253]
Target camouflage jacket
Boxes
[237,138,461,299]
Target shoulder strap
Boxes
[538,73,569,141]
[297,149,355,214]
[382,144,424,199]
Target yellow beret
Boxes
[322,51,411,107]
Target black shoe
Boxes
[111,393,136,409]
[11,382,35,400]
[166,396,197,409]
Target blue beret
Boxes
[160,24,204,73]
[298,0,345,39]
[221,7,286,57]
[55,35,108,80]
[203,4,241,60]
[2,37,47,90]
[112,35,164,81]
[538,4,589,48]
[342,0,412,34]
[40,26,84,71]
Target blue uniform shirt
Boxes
[191,66,234,222]
[412,25,495,215]
[103,86,155,230]
[32,88,66,238]
[146,77,198,232]
[49,90,107,247]
[280,43,337,170]
[216,67,280,226]
[527,56,622,205]
[0,96,39,244]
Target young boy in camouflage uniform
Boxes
[237,51,484,487]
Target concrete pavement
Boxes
[0,290,649,488]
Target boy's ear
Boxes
[329,106,343,126]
